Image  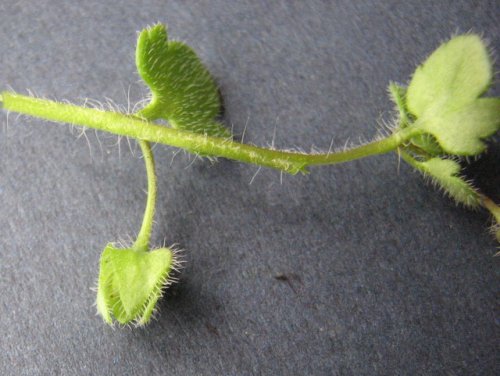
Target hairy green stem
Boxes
[399,150,421,170]
[1,92,417,174]
[133,105,161,252]
[132,140,157,252]
[481,195,500,221]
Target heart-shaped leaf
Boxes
[136,23,230,137]
[96,244,174,325]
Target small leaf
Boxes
[408,156,480,208]
[405,35,499,155]
[388,82,410,127]
[96,244,175,326]
[409,133,444,156]
[136,23,230,137]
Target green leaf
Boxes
[407,156,480,208]
[96,244,175,326]
[409,134,443,156]
[388,83,444,156]
[388,82,410,127]
[407,35,492,116]
[404,35,499,155]
[416,98,500,155]
[136,23,230,137]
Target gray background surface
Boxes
[0,1,498,375]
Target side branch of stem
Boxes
[133,140,156,252]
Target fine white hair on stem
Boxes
[241,114,250,143]
[4,109,10,134]
[123,83,132,115]
[396,147,402,175]
[249,166,262,185]
[114,135,123,160]
[327,137,335,156]
[229,121,235,136]
[271,116,279,149]
[125,136,136,157]
[343,137,351,152]
[170,148,182,166]
[72,125,93,159]
[184,153,203,169]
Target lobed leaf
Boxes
[407,35,492,116]
[136,23,230,137]
[405,35,499,156]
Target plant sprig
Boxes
[1,24,499,326]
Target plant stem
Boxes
[132,139,157,252]
[132,104,161,252]
[1,92,417,174]
[399,150,421,170]
[481,194,500,222]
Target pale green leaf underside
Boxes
[96,244,173,325]
[136,23,230,137]
[411,157,480,207]
[405,35,498,155]
[416,98,500,155]
[407,35,492,117]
